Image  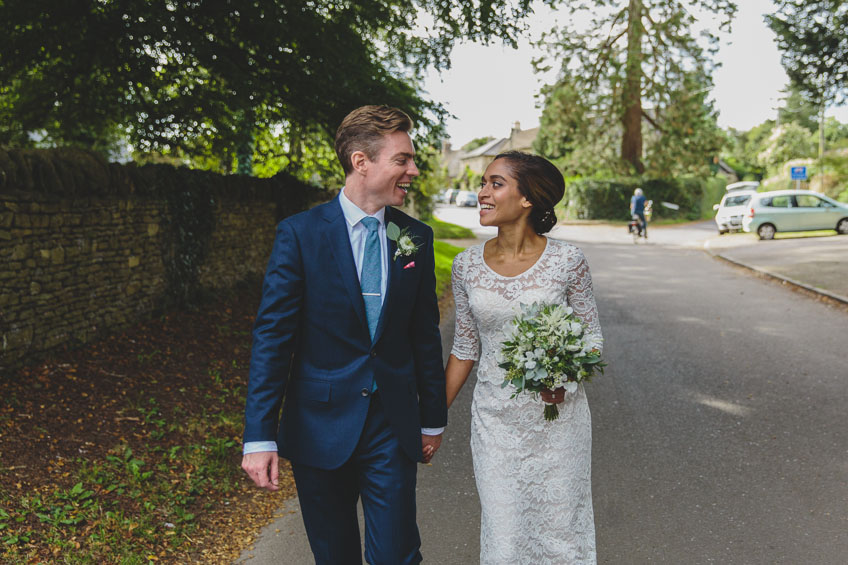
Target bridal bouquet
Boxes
[499,302,605,421]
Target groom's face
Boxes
[364,131,419,207]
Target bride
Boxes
[444,151,602,564]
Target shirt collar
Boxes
[339,187,386,228]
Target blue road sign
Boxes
[791,166,807,180]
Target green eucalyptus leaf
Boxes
[386,221,401,241]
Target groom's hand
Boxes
[421,433,442,464]
[242,451,280,491]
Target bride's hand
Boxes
[540,387,565,404]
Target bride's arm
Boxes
[445,355,475,408]
[567,246,603,352]
[446,251,479,408]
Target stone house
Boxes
[442,122,540,181]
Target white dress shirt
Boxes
[244,189,441,455]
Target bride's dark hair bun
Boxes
[492,151,564,234]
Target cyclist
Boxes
[630,187,647,238]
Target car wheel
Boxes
[717,229,727,235]
[757,223,776,240]
[837,218,848,235]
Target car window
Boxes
[723,195,751,207]
[762,195,792,208]
[796,194,832,208]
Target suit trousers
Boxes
[291,391,422,565]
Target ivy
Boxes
[159,168,217,309]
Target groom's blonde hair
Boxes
[335,105,414,176]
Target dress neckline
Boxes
[478,236,551,280]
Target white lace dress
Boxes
[451,237,602,565]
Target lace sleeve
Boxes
[450,250,480,361]
[566,246,603,353]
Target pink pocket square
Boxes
[403,261,416,270]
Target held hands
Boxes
[421,433,442,464]
[540,387,566,405]
[241,451,280,491]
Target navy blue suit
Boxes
[244,195,446,563]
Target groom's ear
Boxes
[350,150,369,175]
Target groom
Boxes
[241,105,447,564]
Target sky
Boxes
[422,0,848,148]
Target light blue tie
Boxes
[359,217,382,341]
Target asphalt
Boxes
[234,217,848,564]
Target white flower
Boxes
[524,360,537,370]
[563,381,578,393]
[398,235,415,252]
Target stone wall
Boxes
[0,148,327,371]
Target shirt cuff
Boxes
[421,427,445,436]
[243,441,278,455]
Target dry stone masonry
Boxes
[0,148,327,371]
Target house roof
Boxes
[508,127,539,151]
[463,137,507,158]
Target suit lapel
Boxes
[322,198,369,334]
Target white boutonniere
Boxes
[386,221,421,261]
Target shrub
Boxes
[562,175,729,221]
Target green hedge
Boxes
[563,175,727,221]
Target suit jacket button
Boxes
[361,388,369,397]
[370,350,377,358]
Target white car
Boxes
[455,190,478,207]
[713,189,758,234]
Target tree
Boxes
[767,1,848,178]
[534,0,736,175]
[0,0,546,175]
[777,83,821,132]
[757,122,816,171]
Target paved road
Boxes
[237,209,848,564]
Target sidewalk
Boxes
[703,232,848,306]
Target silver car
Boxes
[455,190,478,207]
[741,189,848,240]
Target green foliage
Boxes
[535,0,736,175]
[778,84,822,132]
[0,0,544,177]
[766,2,848,108]
[757,122,816,170]
[433,240,465,298]
[157,169,217,310]
[410,144,450,220]
[461,137,495,152]
[562,175,726,221]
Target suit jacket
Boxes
[243,196,447,469]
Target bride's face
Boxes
[478,159,532,227]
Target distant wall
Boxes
[0,148,330,371]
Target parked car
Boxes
[713,189,758,234]
[455,190,478,207]
[741,189,848,240]
[444,188,461,205]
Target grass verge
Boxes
[424,217,475,239]
[434,240,465,297]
